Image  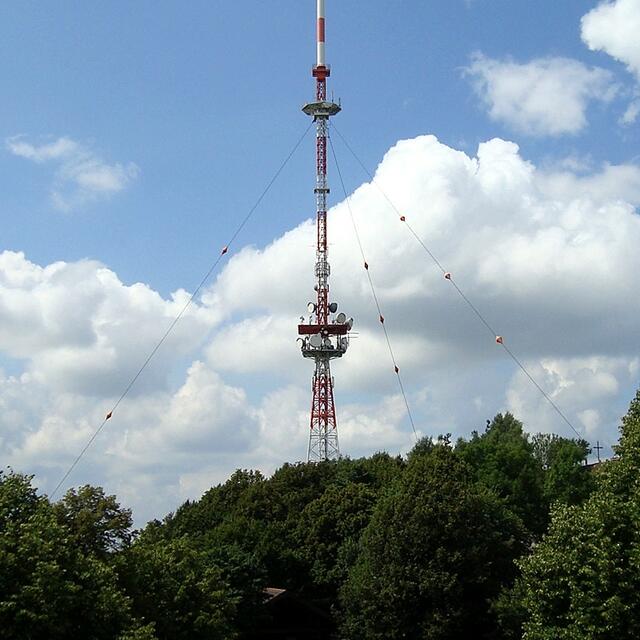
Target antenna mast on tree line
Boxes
[297,0,353,462]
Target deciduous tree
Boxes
[519,390,640,639]
[340,444,525,640]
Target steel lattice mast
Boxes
[297,0,353,462]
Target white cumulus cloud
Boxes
[465,53,618,135]
[582,0,640,124]
[2,362,262,524]
[0,251,217,395]
[204,134,640,451]
[582,0,640,79]
[506,356,637,441]
[3,133,640,522]
[5,135,139,211]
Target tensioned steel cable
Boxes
[331,123,585,443]
[51,122,313,498]
[328,133,418,441]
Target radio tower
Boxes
[297,0,353,462]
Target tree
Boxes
[532,433,594,506]
[340,445,525,640]
[54,484,133,558]
[296,482,378,597]
[457,413,547,535]
[117,537,239,640]
[519,390,640,639]
[333,452,405,490]
[0,470,139,639]
[164,469,266,539]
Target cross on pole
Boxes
[594,440,603,463]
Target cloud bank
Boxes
[2,134,640,523]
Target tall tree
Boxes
[519,390,640,639]
[0,471,140,639]
[531,433,594,506]
[296,482,378,598]
[117,536,239,640]
[340,444,525,640]
[457,413,546,535]
[54,484,133,558]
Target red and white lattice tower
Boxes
[297,0,353,462]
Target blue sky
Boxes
[2,0,640,522]
[2,0,637,292]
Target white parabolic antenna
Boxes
[309,334,323,348]
[336,312,346,324]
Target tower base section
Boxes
[307,357,340,462]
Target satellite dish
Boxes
[329,302,338,313]
[336,312,346,324]
[309,334,322,348]
[307,302,316,313]
[347,318,354,330]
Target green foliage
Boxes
[2,400,626,640]
[340,445,526,640]
[532,433,594,506]
[0,470,137,640]
[520,494,640,639]
[54,484,133,558]
[457,413,547,535]
[333,452,405,491]
[491,580,529,640]
[117,537,240,640]
[164,469,266,538]
[602,388,640,496]
[263,461,341,520]
[407,434,452,462]
[296,482,378,595]
[519,390,640,639]
[117,622,158,640]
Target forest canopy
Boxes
[2,394,638,639]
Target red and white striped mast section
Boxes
[298,0,353,462]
